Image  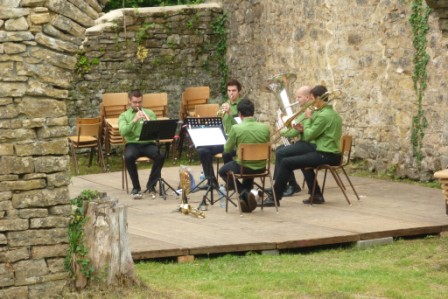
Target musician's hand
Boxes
[293,123,304,132]
[221,103,230,113]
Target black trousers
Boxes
[274,149,340,201]
[124,143,165,190]
[218,161,265,194]
[197,145,234,180]
[274,141,317,181]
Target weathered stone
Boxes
[47,257,65,273]
[0,144,14,156]
[47,116,68,126]
[0,247,29,263]
[23,57,74,87]
[30,12,51,25]
[0,200,12,210]
[0,118,24,129]
[22,118,46,128]
[7,228,67,246]
[0,61,15,78]
[42,23,82,43]
[67,0,100,20]
[47,171,70,188]
[0,179,46,192]
[49,204,72,216]
[34,156,70,173]
[51,14,86,38]
[15,139,68,156]
[11,187,69,209]
[23,173,46,180]
[31,244,68,259]
[0,82,27,97]
[19,208,48,219]
[0,175,17,183]
[47,0,94,27]
[29,47,77,70]
[0,128,36,142]
[0,286,28,298]
[0,263,15,287]
[0,233,6,244]
[30,216,70,228]
[21,0,47,6]
[3,42,26,54]
[0,156,34,175]
[28,280,67,298]
[26,79,69,99]
[0,192,12,202]
[37,126,69,138]
[35,32,79,54]
[0,218,29,231]
[0,31,34,42]
[4,16,29,31]
[18,97,66,118]
[0,8,30,19]
[14,259,48,285]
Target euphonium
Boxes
[261,73,298,146]
[179,168,205,219]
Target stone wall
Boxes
[0,0,105,297]
[69,3,224,126]
[221,0,448,180]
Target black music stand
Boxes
[139,119,180,199]
[186,117,227,210]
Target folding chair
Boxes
[68,117,105,175]
[225,143,279,215]
[308,135,360,205]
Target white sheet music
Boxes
[234,117,242,124]
[188,127,226,147]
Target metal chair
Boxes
[307,135,360,205]
[68,117,105,175]
[225,143,278,215]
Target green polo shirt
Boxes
[302,105,342,153]
[118,108,157,143]
[224,117,270,170]
[222,97,241,134]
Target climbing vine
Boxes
[409,0,431,163]
[213,12,228,96]
[64,189,100,281]
[75,53,100,76]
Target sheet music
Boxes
[188,127,226,147]
[234,117,242,124]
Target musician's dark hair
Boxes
[310,85,329,101]
[128,89,143,99]
[237,98,254,117]
[226,79,242,92]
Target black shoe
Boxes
[247,192,257,212]
[303,194,325,204]
[258,196,279,207]
[283,184,302,197]
[145,184,157,194]
[239,199,250,213]
[131,188,142,199]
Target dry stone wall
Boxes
[221,0,448,180]
[0,0,105,297]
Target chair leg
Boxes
[341,167,360,201]
[69,143,79,175]
[329,168,351,205]
[97,141,106,173]
[268,175,279,213]
[122,155,129,193]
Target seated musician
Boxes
[218,98,270,213]
[264,85,342,206]
[118,89,165,198]
[196,79,242,186]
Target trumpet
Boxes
[138,107,150,121]
[178,167,205,219]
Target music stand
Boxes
[139,119,180,199]
[186,117,226,210]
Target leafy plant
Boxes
[212,12,228,96]
[409,0,431,163]
[75,53,100,76]
[65,189,100,281]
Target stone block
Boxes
[0,179,46,192]
[30,216,70,228]
[49,204,72,216]
[356,237,394,249]
[15,139,68,156]
[30,12,51,25]
[0,218,29,231]
[0,286,28,298]
[47,172,70,188]
[5,16,29,31]
[31,244,68,259]
[0,192,12,202]
[0,156,34,175]
[29,280,66,298]
[7,228,68,246]
[0,8,30,19]
[0,247,29,263]
[46,257,65,273]
[14,259,48,285]
[12,187,69,209]
[0,144,14,156]
[19,208,48,219]
[34,156,69,173]
[0,263,15,287]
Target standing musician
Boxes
[196,79,243,186]
[119,89,165,198]
[264,85,342,206]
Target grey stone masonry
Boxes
[0,0,106,297]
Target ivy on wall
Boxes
[213,12,228,96]
[409,0,431,163]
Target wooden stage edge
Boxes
[131,225,448,261]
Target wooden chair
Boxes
[100,92,128,155]
[68,117,105,175]
[225,143,278,215]
[194,103,219,117]
[307,135,360,205]
[122,155,152,193]
[142,92,176,159]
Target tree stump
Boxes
[80,197,136,287]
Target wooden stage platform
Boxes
[69,165,448,261]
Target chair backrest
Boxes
[237,143,272,172]
[194,103,219,117]
[180,86,210,118]
[76,117,102,141]
[100,92,128,118]
[142,93,168,118]
[339,135,353,167]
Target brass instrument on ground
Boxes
[262,73,297,146]
[271,89,344,143]
[179,167,205,219]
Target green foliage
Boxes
[75,53,100,76]
[409,0,431,163]
[212,13,228,96]
[135,22,154,45]
[103,0,205,12]
[64,190,100,280]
